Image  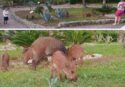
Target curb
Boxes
[10,10,45,28]
[58,19,125,28]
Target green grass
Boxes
[0,43,125,87]
[0,47,22,60]
[84,43,125,57]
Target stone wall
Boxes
[58,19,125,28]
[10,10,44,28]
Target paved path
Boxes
[73,23,125,29]
[0,9,29,28]
[120,25,125,29]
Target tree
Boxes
[1,0,14,6]
[103,0,106,5]
[82,0,87,8]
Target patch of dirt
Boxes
[0,43,17,51]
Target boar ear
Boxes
[23,47,29,53]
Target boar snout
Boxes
[68,75,77,81]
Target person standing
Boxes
[3,8,9,24]
[113,0,125,25]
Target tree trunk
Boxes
[82,0,87,8]
[103,0,106,5]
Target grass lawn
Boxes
[0,43,125,87]
[0,47,22,60]
[15,8,108,26]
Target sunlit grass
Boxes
[0,43,125,87]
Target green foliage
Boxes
[0,31,15,41]
[95,31,117,43]
[62,30,93,45]
[11,31,45,47]
[9,31,119,47]
[52,0,67,4]
[69,0,77,4]
[44,0,53,11]
[0,47,22,60]
[97,4,115,14]
[34,6,44,14]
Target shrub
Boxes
[52,0,67,5]
[63,30,93,45]
[95,31,117,43]
[11,31,44,47]
[69,0,76,4]
[34,5,44,14]
[97,4,115,14]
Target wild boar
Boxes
[0,52,10,71]
[50,51,77,81]
[67,44,84,65]
[23,37,66,70]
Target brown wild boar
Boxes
[23,37,66,70]
[0,52,10,71]
[67,44,84,65]
[22,47,33,64]
[50,51,77,81]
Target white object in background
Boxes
[83,54,102,60]
[30,10,34,14]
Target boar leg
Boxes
[50,65,57,79]
[32,59,38,70]
[57,70,63,81]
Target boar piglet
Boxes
[50,51,77,81]
[67,44,84,65]
[0,52,10,71]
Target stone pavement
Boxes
[0,9,28,28]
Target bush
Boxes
[69,0,76,4]
[11,31,44,47]
[34,5,44,14]
[11,31,118,47]
[52,0,67,4]
[62,30,93,45]
[95,31,117,43]
[97,4,115,14]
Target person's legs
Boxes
[3,17,6,24]
[4,17,8,24]
[113,16,118,25]
[117,16,121,24]
[6,20,8,24]
[6,17,9,24]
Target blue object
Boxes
[55,8,65,19]
[41,10,51,22]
